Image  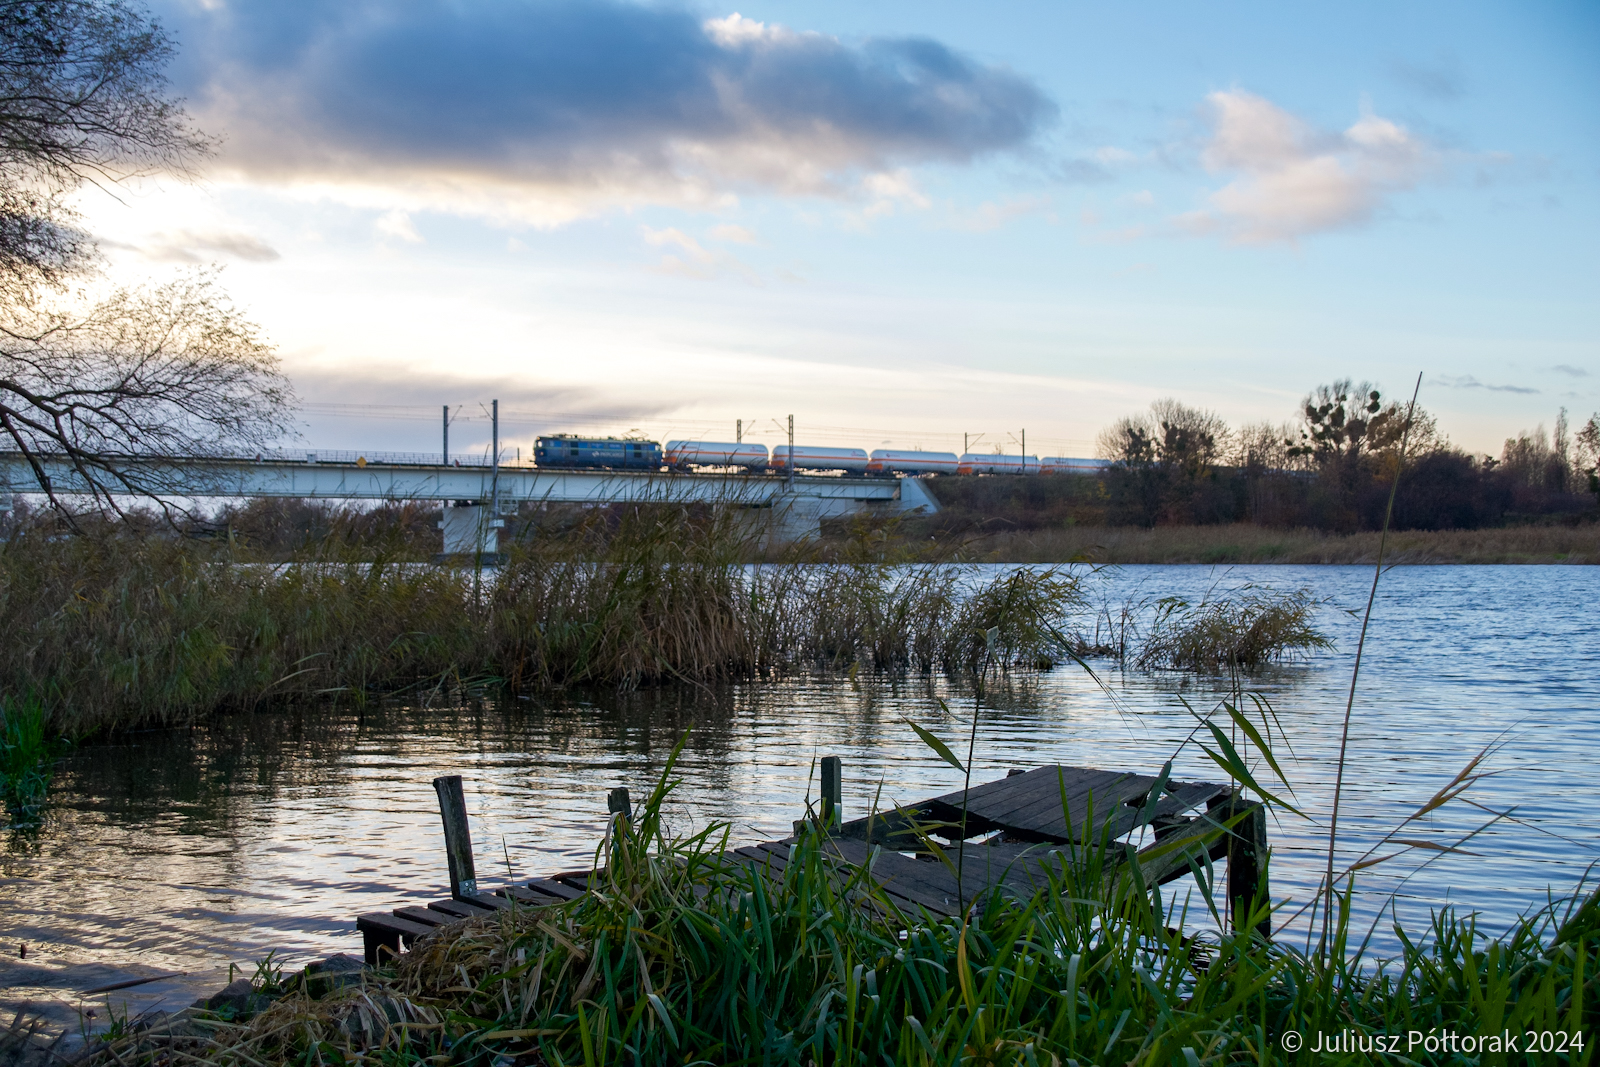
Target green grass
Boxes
[74,743,1599,1067]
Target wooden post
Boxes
[820,756,842,830]
[433,775,477,899]
[1211,791,1270,938]
[607,787,632,824]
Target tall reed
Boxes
[0,506,1090,735]
[0,691,61,828]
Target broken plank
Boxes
[357,912,435,966]
[392,906,452,928]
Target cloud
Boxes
[1433,374,1540,395]
[1552,364,1591,378]
[1176,90,1438,244]
[943,194,1052,232]
[117,229,281,263]
[640,224,757,281]
[708,224,757,244]
[168,1,1055,224]
[374,210,423,243]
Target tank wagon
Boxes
[958,453,1040,475]
[534,435,663,470]
[664,441,769,469]
[867,450,960,475]
[1040,456,1113,475]
[770,445,870,475]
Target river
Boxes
[3,563,1596,1030]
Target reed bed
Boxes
[0,507,1090,736]
[73,752,1600,1067]
[974,522,1600,565]
[1134,587,1333,672]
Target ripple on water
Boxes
[3,563,1598,1018]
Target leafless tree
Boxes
[0,271,291,509]
[0,0,205,300]
[0,3,289,515]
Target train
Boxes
[532,434,1110,477]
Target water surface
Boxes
[3,563,1596,1028]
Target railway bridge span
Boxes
[0,453,941,554]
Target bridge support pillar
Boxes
[438,503,503,559]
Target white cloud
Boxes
[1178,90,1437,244]
[944,195,1053,232]
[640,225,757,282]
[375,209,424,243]
[709,224,758,244]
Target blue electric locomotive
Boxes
[534,434,664,470]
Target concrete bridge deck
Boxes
[0,453,940,548]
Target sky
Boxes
[78,0,1600,460]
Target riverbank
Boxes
[965,523,1600,564]
[50,767,1600,1067]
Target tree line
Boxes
[1094,382,1600,531]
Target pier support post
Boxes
[438,503,503,558]
[433,775,478,899]
[1210,791,1270,939]
[607,787,632,825]
[821,756,842,831]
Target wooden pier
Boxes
[356,762,1268,965]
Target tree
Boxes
[0,0,205,300]
[0,3,288,513]
[1286,380,1404,465]
[1096,399,1234,525]
[1,271,290,509]
[1577,412,1600,501]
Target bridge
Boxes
[0,452,941,553]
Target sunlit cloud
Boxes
[1177,90,1438,244]
[105,229,281,263]
[168,1,1055,226]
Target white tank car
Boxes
[867,449,960,475]
[664,441,770,468]
[1039,456,1113,474]
[770,445,870,474]
[958,453,1041,475]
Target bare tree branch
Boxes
[0,269,293,514]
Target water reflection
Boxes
[3,564,1597,1026]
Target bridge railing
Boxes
[256,449,499,467]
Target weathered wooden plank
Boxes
[392,905,452,927]
[820,756,842,830]
[427,898,492,919]
[607,788,632,824]
[525,877,584,901]
[933,766,1125,827]
[1012,773,1162,842]
[496,886,558,906]
[357,912,435,965]
[835,804,942,850]
[924,767,1137,843]
[1213,794,1270,937]
[433,775,478,899]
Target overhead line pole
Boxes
[442,405,449,466]
[491,399,499,515]
[787,414,795,491]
